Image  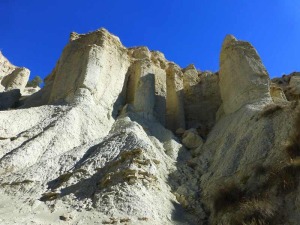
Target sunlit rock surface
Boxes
[0,29,299,225]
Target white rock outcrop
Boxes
[270,84,287,103]
[0,51,16,77]
[0,29,299,225]
[219,35,272,114]
[1,67,30,92]
[272,72,300,100]
[0,53,31,110]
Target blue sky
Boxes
[1,0,300,80]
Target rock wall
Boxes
[166,64,185,131]
[0,51,16,78]
[0,29,299,225]
[24,30,221,132]
[183,65,221,134]
[0,52,31,109]
[1,67,30,91]
[272,72,300,100]
[219,35,272,114]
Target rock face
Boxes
[270,84,287,103]
[0,29,300,225]
[272,72,300,100]
[183,66,221,134]
[0,52,31,110]
[219,35,272,114]
[0,51,16,77]
[1,67,30,91]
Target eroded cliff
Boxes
[0,29,299,225]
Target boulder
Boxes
[2,28,300,225]
[126,59,157,114]
[1,67,30,92]
[219,35,272,114]
[125,51,169,125]
[289,76,300,95]
[22,86,41,96]
[271,72,300,101]
[182,128,203,149]
[0,53,31,108]
[270,84,287,103]
[0,51,16,77]
[129,46,151,59]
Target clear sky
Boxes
[1,0,300,80]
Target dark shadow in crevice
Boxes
[0,89,21,111]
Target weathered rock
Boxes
[0,51,16,78]
[1,29,300,225]
[270,84,287,103]
[126,59,156,114]
[196,101,299,225]
[48,29,130,108]
[182,128,203,149]
[166,64,185,131]
[128,46,151,59]
[183,65,222,132]
[0,28,195,224]
[0,52,30,94]
[0,53,31,108]
[272,72,300,101]
[1,67,30,92]
[22,86,41,96]
[126,50,170,126]
[219,35,272,114]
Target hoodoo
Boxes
[0,29,299,225]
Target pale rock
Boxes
[129,46,151,59]
[271,72,300,101]
[182,64,196,72]
[219,35,272,114]
[70,31,80,41]
[152,65,168,125]
[270,84,287,103]
[22,86,41,96]
[0,51,16,77]
[183,65,222,132]
[0,54,31,109]
[1,67,30,92]
[182,128,203,149]
[166,63,185,131]
[1,28,300,225]
[0,28,197,224]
